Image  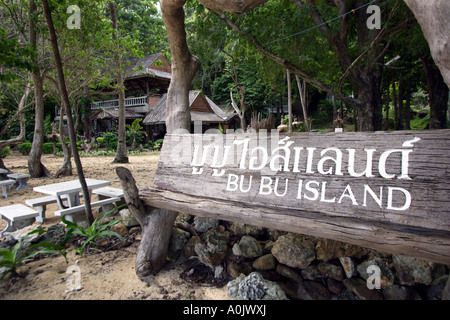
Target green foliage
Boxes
[61,210,124,255]
[153,138,164,151]
[101,132,118,150]
[126,119,146,148]
[42,142,54,154]
[96,137,105,146]
[18,142,32,155]
[1,146,11,158]
[410,111,430,130]
[0,229,67,279]
[0,28,35,82]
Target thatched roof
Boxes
[142,90,236,125]
[123,52,171,80]
[90,109,143,120]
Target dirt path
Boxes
[0,151,229,300]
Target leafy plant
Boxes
[101,132,118,150]
[18,142,32,155]
[42,142,54,154]
[126,118,146,150]
[61,210,124,255]
[0,229,67,279]
[153,138,164,151]
[1,146,10,158]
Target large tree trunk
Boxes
[28,0,51,178]
[162,0,200,133]
[119,0,201,281]
[404,0,450,88]
[55,107,72,178]
[352,66,384,132]
[421,55,449,129]
[110,1,129,164]
[41,0,94,225]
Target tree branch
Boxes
[213,9,360,109]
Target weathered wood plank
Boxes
[139,186,450,265]
[147,130,450,264]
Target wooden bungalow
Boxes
[142,90,238,139]
[89,52,237,139]
[89,52,171,136]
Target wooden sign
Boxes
[143,130,450,264]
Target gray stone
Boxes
[271,233,315,269]
[253,254,276,270]
[232,235,263,258]
[343,278,383,300]
[227,272,288,300]
[119,208,139,227]
[193,216,219,233]
[276,264,302,282]
[303,280,332,300]
[301,264,322,281]
[194,228,229,268]
[229,222,266,238]
[227,261,253,279]
[339,256,357,278]
[392,254,434,286]
[357,257,395,288]
[315,239,367,262]
[168,227,191,259]
[317,262,344,281]
[424,275,449,300]
[383,285,421,300]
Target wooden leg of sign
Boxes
[116,167,177,282]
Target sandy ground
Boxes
[0,151,229,300]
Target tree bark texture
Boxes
[41,0,94,225]
[116,167,175,281]
[126,0,270,279]
[421,55,449,129]
[28,0,50,178]
[404,0,450,88]
[110,1,129,164]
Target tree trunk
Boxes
[120,0,201,280]
[354,72,384,132]
[404,0,450,88]
[295,74,310,131]
[41,0,93,225]
[28,0,51,178]
[55,107,72,178]
[421,55,449,129]
[109,1,129,164]
[286,69,292,133]
[116,167,175,281]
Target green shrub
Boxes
[1,146,11,158]
[102,132,118,150]
[96,137,105,146]
[62,210,124,255]
[18,142,32,155]
[107,141,117,151]
[153,138,164,150]
[42,142,54,154]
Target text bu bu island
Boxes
[189,136,421,212]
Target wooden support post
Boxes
[116,166,176,281]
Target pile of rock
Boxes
[165,215,449,300]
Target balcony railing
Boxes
[91,96,147,109]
